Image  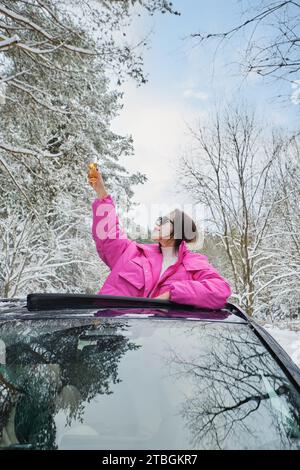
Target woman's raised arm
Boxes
[88,165,133,270]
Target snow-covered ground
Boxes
[262,323,300,369]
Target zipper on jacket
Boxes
[147,262,179,298]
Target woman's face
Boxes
[151,212,175,241]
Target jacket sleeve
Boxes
[92,194,133,270]
[169,264,232,309]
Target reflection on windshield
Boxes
[0,318,299,449]
[163,323,300,449]
[0,318,139,449]
[93,307,234,321]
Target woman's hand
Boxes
[87,164,108,200]
[154,291,170,300]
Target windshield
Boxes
[0,317,299,450]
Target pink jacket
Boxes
[92,194,232,309]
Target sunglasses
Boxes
[156,216,174,226]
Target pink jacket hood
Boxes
[92,194,232,309]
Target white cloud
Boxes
[104,9,210,234]
[110,80,208,230]
[183,89,209,100]
[291,80,300,105]
[244,68,261,83]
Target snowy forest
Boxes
[0,0,300,322]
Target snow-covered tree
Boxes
[0,0,178,297]
[256,135,300,320]
[176,102,293,317]
[0,200,111,297]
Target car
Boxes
[0,293,300,450]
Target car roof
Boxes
[0,295,247,323]
[1,294,299,391]
[1,312,300,450]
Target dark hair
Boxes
[158,208,199,255]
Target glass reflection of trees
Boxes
[0,318,139,449]
[165,323,300,450]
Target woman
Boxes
[88,166,231,309]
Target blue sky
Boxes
[111,0,299,231]
[137,0,300,114]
